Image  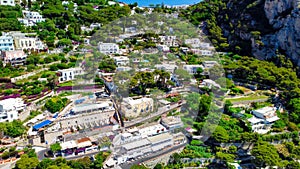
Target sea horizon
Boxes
[118,0,201,7]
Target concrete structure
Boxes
[183,64,204,74]
[147,133,173,152]
[116,67,132,72]
[113,132,175,164]
[57,67,84,83]
[1,50,27,66]
[191,49,213,56]
[0,33,14,51]
[172,132,186,145]
[199,79,221,89]
[0,98,26,122]
[154,63,178,73]
[71,102,114,115]
[121,97,153,118]
[185,38,201,48]
[11,32,46,51]
[202,61,218,69]
[124,27,137,33]
[90,23,101,29]
[138,124,167,138]
[113,56,129,66]
[99,42,119,54]
[60,103,115,130]
[157,45,169,52]
[161,116,183,131]
[159,36,178,47]
[248,107,280,134]
[252,107,279,121]
[60,137,97,156]
[116,138,152,163]
[0,0,15,6]
[18,10,45,26]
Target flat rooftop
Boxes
[122,138,151,150]
[147,133,172,144]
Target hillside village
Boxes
[0,0,300,169]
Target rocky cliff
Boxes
[190,0,300,66]
[254,0,300,66]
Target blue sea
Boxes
[119,0,200,7]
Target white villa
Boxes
[99,42,119,54]
[0,98,26,122]
[248,106,280,134]
[57,67,84,83]
[18,10,45,26]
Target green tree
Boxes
[14,154,39,169]
[92,152,104,168]
[154,163,164,169]
[216,152,235,162]
[130,164,149,169]
[228,145,237,154]
[287,161,300,169]
[251,141,280,167]
[45,97,68,113]
[174,68,192,81]
[185,93,201,112]
[50,143,62,153]
[212,126,229,143]
[36,158,54,169]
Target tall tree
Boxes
[14,154,39,169]
[251,141,280,167]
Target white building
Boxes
[148,133,173,152]
[114,132,174,164]
[0,98,26,122]
[124,27,137,33]
[157,45,170,52]
[183,64,204,74]
[99,42,119,54]
[18,10,45,26]
[252,107,279,122]
[11,32,46,51]
[113,56,129,66]
[0,33,14,51]
[14,36,36,51]
[199,79,221,89]
[90,23,101,30]
[116,67,132,72]
[155,63,178,73]
[248,107,280,134]
[185,38,201,48]
[57,67,84,83]
[116,138,152,163]
[0,0,15,6]
[121,97,153,118]
[191,49,213,56]
[60,103,115,130]
[1,50,27,66]
[138,124,167,138]
[161,116,183,131]
[202,61,218,69]
[159,36,178,47]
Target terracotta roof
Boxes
[77,137,91,143]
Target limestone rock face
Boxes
[252,0,300,66]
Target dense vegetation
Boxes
[0,120,26,137]
[14,151,110,169]
[0,6,22,32]
[45,96,69,113]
